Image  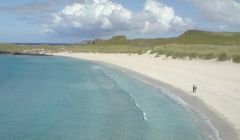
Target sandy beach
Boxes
[53,52,240,139]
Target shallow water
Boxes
[0,55,206,140]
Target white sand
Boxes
[54,52,240,138]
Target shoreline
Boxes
[0,51,52,56]
[100,62,238,140]
[52,52,239,140]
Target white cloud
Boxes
[137,0,192,33]
[44,0,192,38]
[187,0,240,26]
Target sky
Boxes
[0,0,240,43]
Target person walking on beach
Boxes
[193,85,197,93]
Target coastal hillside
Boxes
[1,30,240,62]
[176,30,240,45]
[71,30,240,63]
[89,30,240,46]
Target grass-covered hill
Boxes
[175,30,240,45]
[1,30,240,62]
[89,30,240,46]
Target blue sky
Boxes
[0,0,240,43]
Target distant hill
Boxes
[1,30,240,63]
[176,30,240,45]
[2,30,240,47]
[90,30,240,46]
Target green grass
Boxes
[91,30,240,47]
[232,54,240,63]
[66,45,151,53]
[150,44,240,61]
[217,52,229,61]
[1,30,240,63]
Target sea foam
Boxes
[121,69,222,140]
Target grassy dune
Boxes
[1,30,240,63]
[151,44,240,61]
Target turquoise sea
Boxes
[0,55,209,140]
